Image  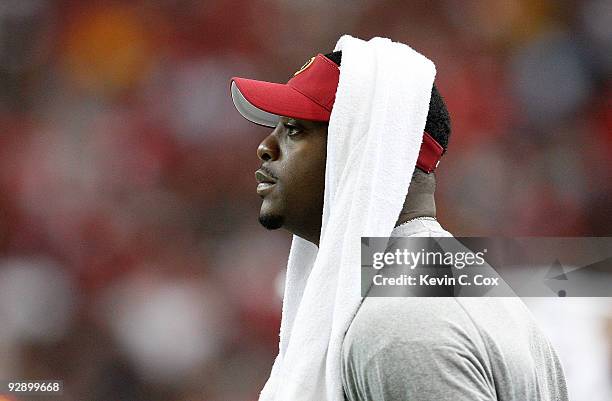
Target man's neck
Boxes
[395,192,436,227]
[300,190,436,246]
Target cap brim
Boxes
[231,78,330,128]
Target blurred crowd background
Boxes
[0,0,610,400]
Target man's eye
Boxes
[284,123,302,136]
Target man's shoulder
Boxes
[341,298,498,400]
[342,297,542,360]
[341,297,569,401]
[342,297,483,358]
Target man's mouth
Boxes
[255,169,277,196]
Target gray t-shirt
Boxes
[341,219,569,401]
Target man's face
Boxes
[255,116,328,243]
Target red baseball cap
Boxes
[231,54,339,127]
[230,53,444,173]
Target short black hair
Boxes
[324,51,451,152]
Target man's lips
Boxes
[255,170,276,184]
[255,169,277,196]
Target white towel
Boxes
[258,35,437,401]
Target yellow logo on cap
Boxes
[293,56,315,76]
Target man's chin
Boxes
[258,213,284,230]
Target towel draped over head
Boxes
[259,35,437,401]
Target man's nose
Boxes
[257,132,279,162]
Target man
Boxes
[231,47,568,400]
